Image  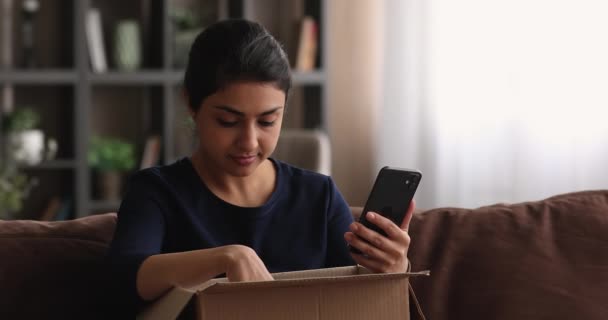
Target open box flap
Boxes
[136,286,194,320]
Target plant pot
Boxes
[99,171,122,201]
[7,129,45,165]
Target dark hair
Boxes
[184,19,292,113]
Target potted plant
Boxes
[0,165,37,219]
[88,136,136,201]
[2,107,45,165]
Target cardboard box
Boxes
[138,265,428,320]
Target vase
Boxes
[113,20,141,71]
[7,129,45,165]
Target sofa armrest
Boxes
[0,213,119,319]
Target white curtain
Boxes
[378,0,608,209]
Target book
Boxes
[39,196,62,221]
[140,135,162,169]
[85,8,108,73]
[294,16,318,71]
[54,196,73,221]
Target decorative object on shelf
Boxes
[88,136,135,201]
[45,137,58,160]
[113,19,142,71]
[295,16,318,71]
[170,7,203,68]
[139,135,161,169]
[1,107,48,166]
[85,8,108,73]
[20,0,39,68]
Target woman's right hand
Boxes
[136,245,272,301]
[222,245,273,282]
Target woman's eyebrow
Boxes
[213,105,283,117]
[258,107,283,116]
[213,105,244,116]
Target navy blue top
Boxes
[106,157,355,311]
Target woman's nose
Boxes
[237,123,258,151]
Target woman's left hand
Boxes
[345,200,415,273]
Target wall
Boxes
[326,0,384,206]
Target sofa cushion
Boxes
[408,190,608,320]
[0,213,118,319]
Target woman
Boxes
[106,19,414,313]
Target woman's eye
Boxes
[258,120,275,127]
[217,119,238,127]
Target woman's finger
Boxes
[350,252,386,273]
[364,211,406,241]
[400,199,416,231]
[344,231,394,262]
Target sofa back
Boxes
[408,190,608,320]
[1,190,607,320]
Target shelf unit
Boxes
[0,0,327,219]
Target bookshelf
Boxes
[0,0,328,219]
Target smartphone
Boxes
[350,166,422,253]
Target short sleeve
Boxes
[105,170,167,312]
[324,177,356,267]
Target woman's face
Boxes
[191,81,286,177]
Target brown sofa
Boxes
[1,190,607,319]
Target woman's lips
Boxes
[231,155,257,166]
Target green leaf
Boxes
[87,136,136,172]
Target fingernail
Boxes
[350,224,358,231]
[368,212,375,219]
